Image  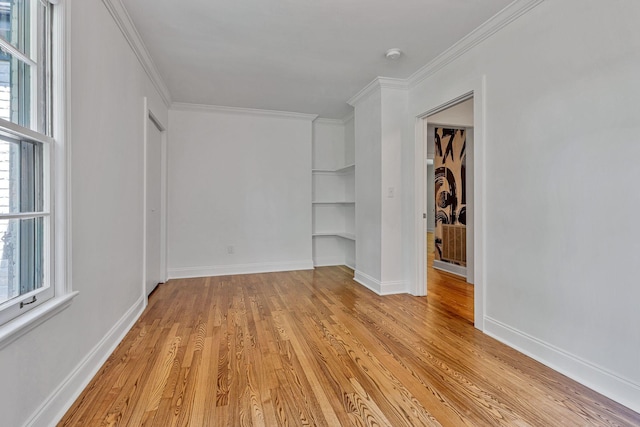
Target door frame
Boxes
[142,97,168,304]
[413,76,486,331]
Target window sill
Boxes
[0,291,79,350]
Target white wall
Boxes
[404,0,640,412]
[354,89,382,287]
[351,82,407,293]
[167,107,314,278]
[312,119,353,267]
[0,1,169,426]
[380,87,407,286]
[313,119,345,169]
[344,114,355,165]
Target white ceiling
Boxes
[121,0,514,119]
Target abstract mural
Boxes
[434,127,466,265]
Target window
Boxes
[0,0,58,329]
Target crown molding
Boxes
[347,77,409,107]
[102,0,172,107]
[313,117,344,126]
[378,77,409,91]
[171,102,318,121]
[312,112,354,126]
[342,112,354,124]
[408,0,544,89]
[347,78,381,107]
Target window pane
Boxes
[0,48,30,127]
[0,0,30,57]
[0,216,44,305]
[0,137,43,214]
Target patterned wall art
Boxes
[434,127,466,265]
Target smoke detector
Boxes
[385,48,402,60]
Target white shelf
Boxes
[312,232,356,241]
[312,164,355,174]
[311,119,355,269]
[312,201,355,205]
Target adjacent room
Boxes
[0,0,638,426]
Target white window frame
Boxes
[0,0,76,349]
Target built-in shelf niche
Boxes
[311,118,355,268]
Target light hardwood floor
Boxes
[59,267,639,426]
[426,232,474,324]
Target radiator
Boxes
[441,224,466,265]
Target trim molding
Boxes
[313,256,347,267]
[25,296,146,427]
[101,0,172,107]
[168,260,314,279]
[313,117,344,126]
[485,316,640,414]
[408,0,544,89]
[347,77,409,107]
[354,270,406,295]
[0,292,78,351]
[171,102,318,121]
[433,260,467,278]
[313,113,354,125]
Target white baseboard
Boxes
[168,260,314,279]
[485,316,640,414]
[433,259,467,277]
[354,270,406,295]
[313,256,346,267]
[26,296,146,427]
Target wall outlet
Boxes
[227,245,234,254]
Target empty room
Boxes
[0,0,639,426]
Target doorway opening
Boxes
[424,98,474,324]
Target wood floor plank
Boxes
[59,267,640,426]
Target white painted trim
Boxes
[433,260,467,278]
[347,78,379,106]
[168,260,314,279]
[347,77,409,107]
[354,271,381,294]
[485,316,640,414]
[0,292,78,350]
[342,112,355,124]
[313,117,344,126]
[312,164,355,175]
[354,271,406,296]
[413,77,486,331]
[101,0,172,107]
[408,0,545,89]
[24,296,146,427]
[313,256,346,267]
[142,98,169,302]
[0,0,76,348]
[312,232,356,241]
[414,116,427,297]
[171,102,318,121]
[0,117,55,144]
[158,116,168,284]
[59,0,73,301]
[0,35,36,67]
[378,77,410,91]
